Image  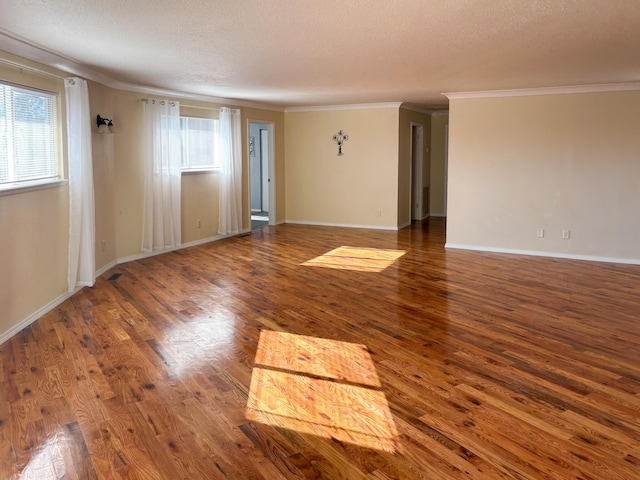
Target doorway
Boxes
[444,124,448,215]
[248,121,276,230]
[409,123,425,222]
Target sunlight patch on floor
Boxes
[246,331,398,452]
[301,246,405,273]
[19,429,70,479]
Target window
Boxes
[180,116,219,171]
[0,81,60,189]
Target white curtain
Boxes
[218,107,242,235]
[142,99,182,252]
[65,77,95,291]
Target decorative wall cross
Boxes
[332,130,349,156]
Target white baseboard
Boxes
[0,231,255,344]
[445,243,640,265]
[0,290,76,345]
[96,260,118,278]
[397,220,412,230]
[117,233,238,265]
[285,219,399,231]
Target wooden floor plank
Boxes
[1,219,640,478]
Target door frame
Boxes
[409,122,424,221]
[247,119,276,226]
[444,124,448,216]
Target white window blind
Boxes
[0,82,59,186]
[181,116,219,170]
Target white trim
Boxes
[444,83,640,100]
[96,260,118,278]
[118,235,226,264]
[124,229,252,261]
[116,81,284,111]
[430,111,449,117]
[409,122,424,223]
[398,220,412,230]
[444,243,640,266]
[285,102,402,113]
[400,104,449,116]
[0,32,116,85]
[0,179,68,197]
[247,119,277,227]
[0,32,285,112]
[400,103,432,115]
[0,228,258,344]
[0,290,75,345]
[286,220,399,231]
[181,168,220,175]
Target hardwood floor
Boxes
[1,218,640,479]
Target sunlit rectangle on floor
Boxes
[254,330,381,387]
[247,367,397,452]
[247,331,397,452]
[301,246,405,273]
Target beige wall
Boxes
[447,92,640,261]
[429,113,448,217]
[0,187,69,335]
[0,51,285,340]
[0,54,69,334]
[93,89,285,260]
[111,89,146,259]
[181,173,219,242]
[89,81,117,270]
[285,108,399,229]
[398,108,431,227]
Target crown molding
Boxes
[444,82,640,100]
[285,102,402,113]
[399,103,450,116]
[107,81,285,111]
[399,103,432,115]
[0,31,285,112]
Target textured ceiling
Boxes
[1,0,640,108]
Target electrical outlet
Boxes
[536,228,544,238]
[377,209,382,217]
[562,229,570,240]
[101,240,106,251]
[196,219,202,228]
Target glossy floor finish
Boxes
[2,219,640,479]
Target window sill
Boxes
[181,168,220,175]
[0,179,68,197]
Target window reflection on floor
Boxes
[301,246,405,273]
[246,331,398,452]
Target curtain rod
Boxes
[140,99,224,111]
[0,56,68,80]
[181,104,221,111]
[140,98,178,107]
[140,99,239,112]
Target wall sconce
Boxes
[332,130,348,156]
[97,114,114,134]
